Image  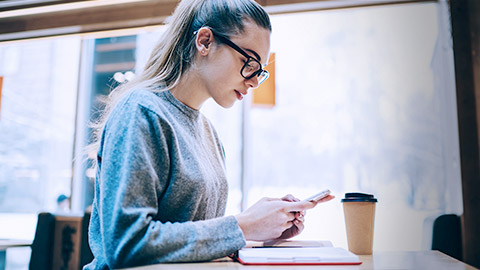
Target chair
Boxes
[29,212,93,270]
[431,214,463,261]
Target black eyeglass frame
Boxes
[194,29,269,82]
[213,32,267,79]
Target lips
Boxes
[234,89,247,101]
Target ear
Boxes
[195,27,213,56]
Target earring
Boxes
[202,49,205,53]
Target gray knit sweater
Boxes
[84,89,246,270]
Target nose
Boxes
[246,75,260,89]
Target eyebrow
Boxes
[245,48,261,63]
[211,32,263,63]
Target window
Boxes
[73,33,139,211]
[0,36,80,239]
[247,2,461,251]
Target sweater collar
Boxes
[160,90,200,119]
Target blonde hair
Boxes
[86,0,271,166]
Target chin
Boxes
[213,97,236,109]
[220,101,236,109]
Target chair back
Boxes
[29,212,93,270]
[431,214,462,261]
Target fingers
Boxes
[295,210,306,222]
[284,200,317,212]
[283,194,335,212]
[294,218,304,231]
[315,194,335,203]
[285,211,296,221]
[281,194,300,202]
[284,220,294,229]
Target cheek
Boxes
[216,59,239,76]
[203,50,244,91]
[211,50,242,78]
[209,62,242,87]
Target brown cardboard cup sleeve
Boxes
[341,193,378,255]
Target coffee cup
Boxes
[341,192,377,255]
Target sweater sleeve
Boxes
[91,101,245,269]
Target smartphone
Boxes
[303,189,331,202]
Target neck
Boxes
[169,71,210,110]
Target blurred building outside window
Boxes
[0,36,81,270]
[0,36,81,240]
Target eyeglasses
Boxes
[211,32,269,86]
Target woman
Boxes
[84,0,333,269]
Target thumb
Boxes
[284,200,316,212]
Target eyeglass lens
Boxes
[242,59,269,85]
[242,59,261,78]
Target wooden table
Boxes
[122,251,477,270]
[0,239,31,270]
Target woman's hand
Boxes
[235,195,316,241]
[234,194,335,241]
[276,194,305,240]
[276,194,335,240]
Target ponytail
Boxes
[86,0,271,165]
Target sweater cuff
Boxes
[192,214,247,258]
[224,215,246,247]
